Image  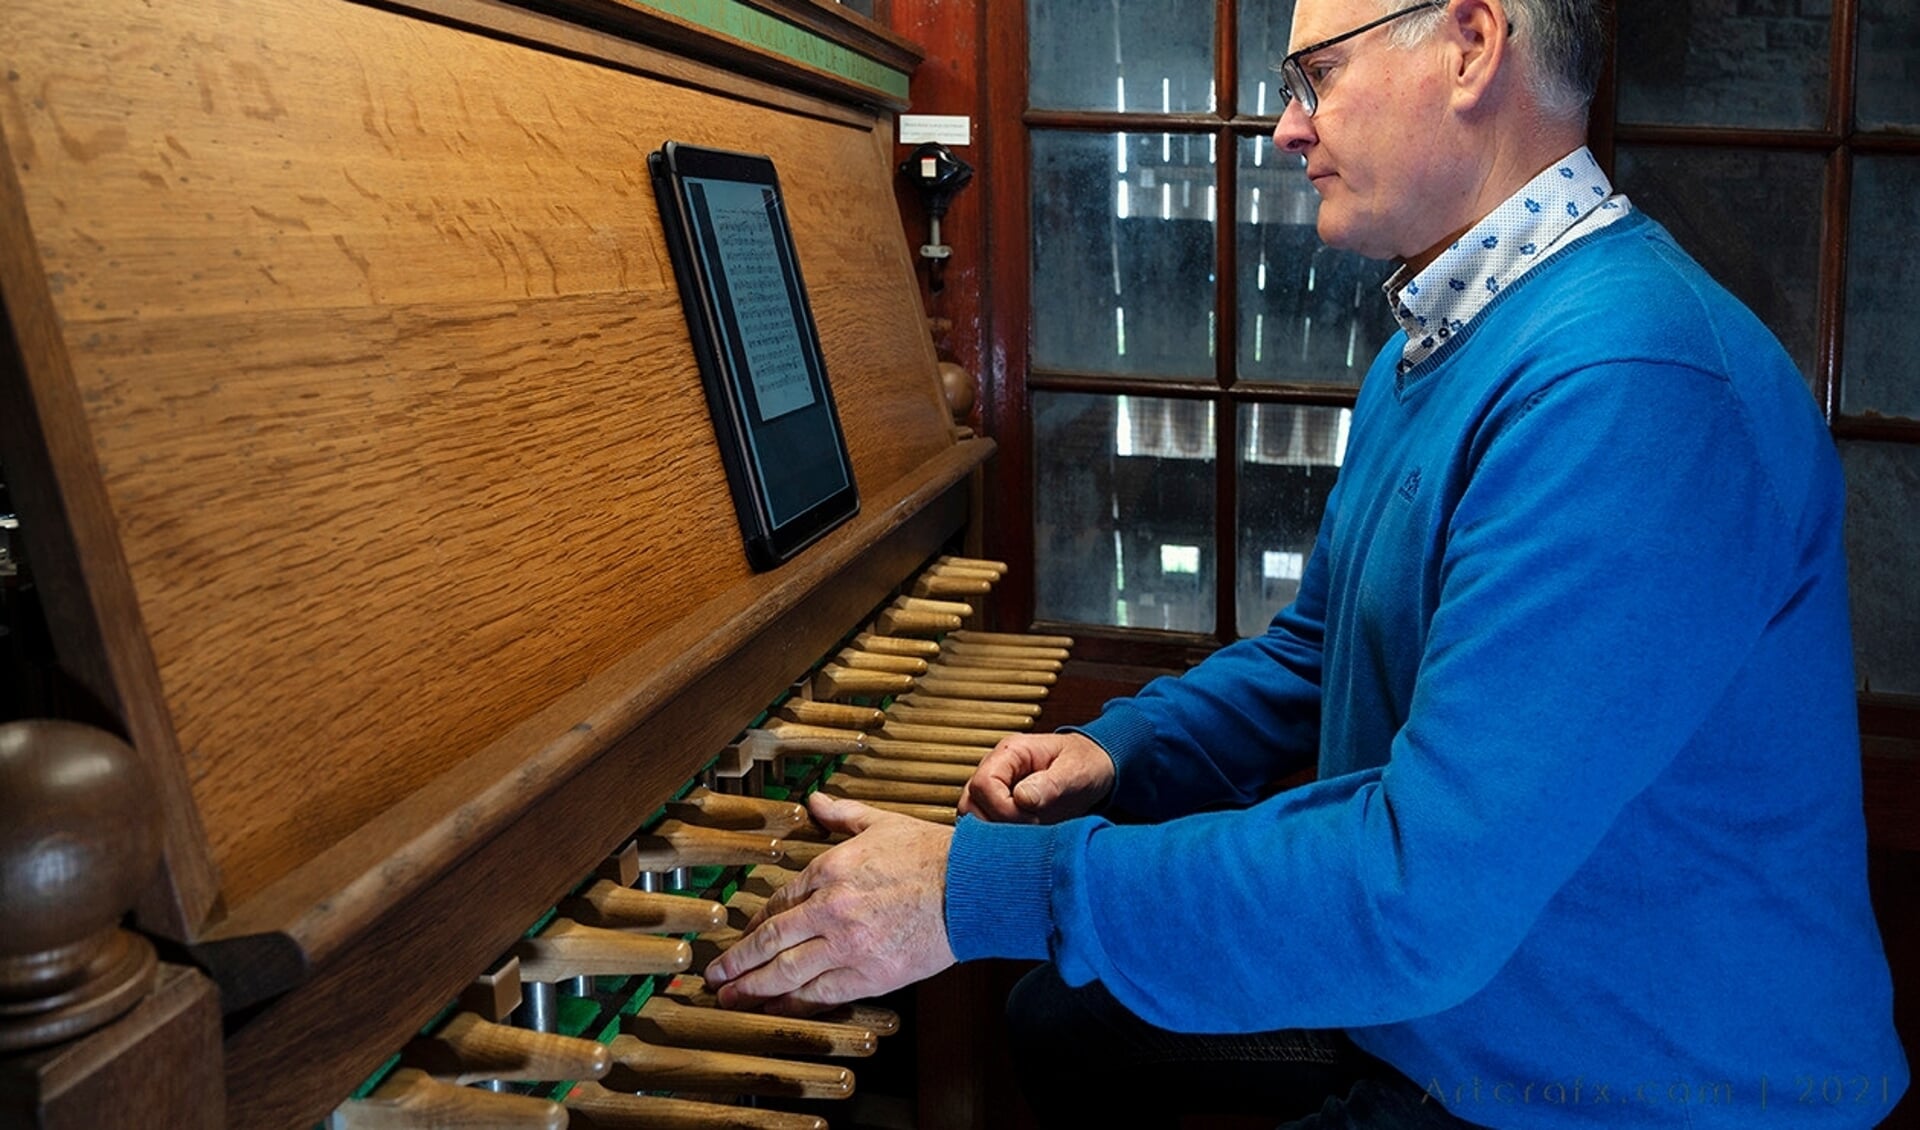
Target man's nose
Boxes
[1272,98,1315,154]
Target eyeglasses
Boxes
[1278,0,1448,117]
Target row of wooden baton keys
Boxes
[331,556,1071,1129]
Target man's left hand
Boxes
[702,791,957,1015]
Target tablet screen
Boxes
[680,174,848,527]
[650,143,858,568]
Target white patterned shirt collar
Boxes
[1384,146,1633,375]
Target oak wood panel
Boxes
[1,0,953,924]
[0,90,222,940]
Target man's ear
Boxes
[1446,0,1510,112]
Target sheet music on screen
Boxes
[682,174,849,529]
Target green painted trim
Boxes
[630,0,910,101]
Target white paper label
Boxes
[898,114,971,146]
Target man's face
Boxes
[1272,0,1456,262]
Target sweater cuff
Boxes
[1071,699,1158,785]
[944,816,1059,962]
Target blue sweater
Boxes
[946,212,1908,1128]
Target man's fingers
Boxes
[1011,772,1056,812]
[806,790,883,836]
[705,897,818,987]
[757,967,876,1018]
[962,743,1039,820]
[710,935,839,1010]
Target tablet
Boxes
[648,141,859,570]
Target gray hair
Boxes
[1385,0,1609,121]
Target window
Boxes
[991,0,1386,662]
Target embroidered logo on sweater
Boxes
[1398,468,1423,502]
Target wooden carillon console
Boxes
[0,0,1059,1126]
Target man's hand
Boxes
[703,792,955,1015]
[960,731,1115,824]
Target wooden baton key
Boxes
[837,754,975,786]
[631,822,786,870]
[328,1067,564,1130]
[948,628,1073,648]
[562,880,728,935]
[896,690,1043,719]
[812,663,915,699]
[943,640,1071,662]
[848,632,942,658]
[774,837,835,866]
[843,799,957,825]
[872,607,961,636]
[909,571,993,597]
[663,975,900,1038]
[875,720,1017,747]
[756,717,874,747]
[833,648,929,675]
[933,650,1063,673]
[567,1083,827,1130]
[823,777,964,808]
[631,997,877,1057]
[859,737,991,765]
[855,738,989,765]
[600,1032,855,1099]
[399,1011,612,1085]
[730,724,869,762]
[776,699,886,730]
[885,703,1035,731]
[890,596,975,618]
[914,676,1049,702]
[923,664,1057,687]
[667,788,810,836]
[740,863,804,893]
[515,919,692,980]
[936,554,1009,576]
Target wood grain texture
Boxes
[0,100,220,941]
[0,0,955,923]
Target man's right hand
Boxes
[960,732,1115,824]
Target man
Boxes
[707,0,1910,1125]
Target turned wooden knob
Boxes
[0,720,161,1052]
[937,360,975,419]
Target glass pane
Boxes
[1236,404,1348,637]
[1236,0,1300,117]
[1842,156,1920,420]
[1616,0,1828,129]
[1841,441,1920,697]
[1237,136,1398,386]
[1027,0,1214,113]
[1031,131,1218,379]
[1858,0,1920,131]
[1033,392,1216,632]
[1613,146,1823,388]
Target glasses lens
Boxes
[1279,57,1314,115]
